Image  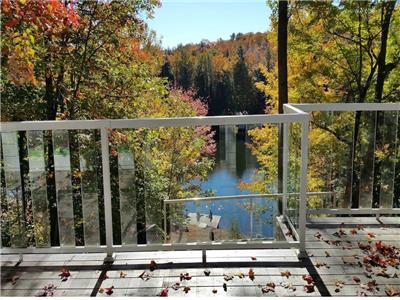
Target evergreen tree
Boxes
[175,50,192,89]
[233,46,255,113]
[160,59,175,84]
[194,52,213,99]
[213,71,233,115]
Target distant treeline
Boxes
[161,32,274,115]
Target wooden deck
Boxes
[1,217,399,297]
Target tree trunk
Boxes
[277,0,288,213]
[345,4,364,209]
[372,1,396,207]
[44,69,60,246]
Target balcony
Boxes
[1,103,399,297]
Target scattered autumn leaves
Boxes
[314,224,400,296]
[15,224,400,297]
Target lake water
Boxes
[185,126,278,240]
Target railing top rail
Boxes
[165,191,335,203]
[286,102,400,112]
[0,113,307,132]
[2,103,398,132]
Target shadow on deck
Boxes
[1,217,399,297]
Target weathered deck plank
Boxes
[1,217,399,297]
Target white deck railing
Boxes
[285,103,400,217]
[0,109,310,258]
[0,102,399,260]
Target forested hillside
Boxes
[162,32,274,115]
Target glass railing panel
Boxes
[166,197,280,244]
[118,146,137,245]
[27,130,51,247]
[308,111,355,209]
[287,195,299,229]
[358,111,376,208]
[394,113,400,208]
[141,128,169,245]
[286,122,300,227]
[78,130,101,246]
[0,120,297,249]
[376,111,398,208]
[53,130,75,247]
[329,111,355,209]
[1,132,26,247]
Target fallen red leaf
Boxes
[105,286,114,295]
[149,260,157,271]
[180,273,191,281]
[350,229,358,235]
[281,270,291,278]
[304,284,315,293]
[248,268,255,281]
[375,241,383,250]
[266,282,275,289]
[159,288,168,297]
[302,274,314,284]
[119,271,127,278]
[352,276,361,283]
[59,268,71,281]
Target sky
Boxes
[147,0,271,49]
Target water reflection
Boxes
[183,125,277,241]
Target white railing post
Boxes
[298,116,309,258]
[163,200,167,243]
[101,127,114,261]
[282,122,289,217]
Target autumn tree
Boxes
[248,1,399,211]
[1,0,216,246]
